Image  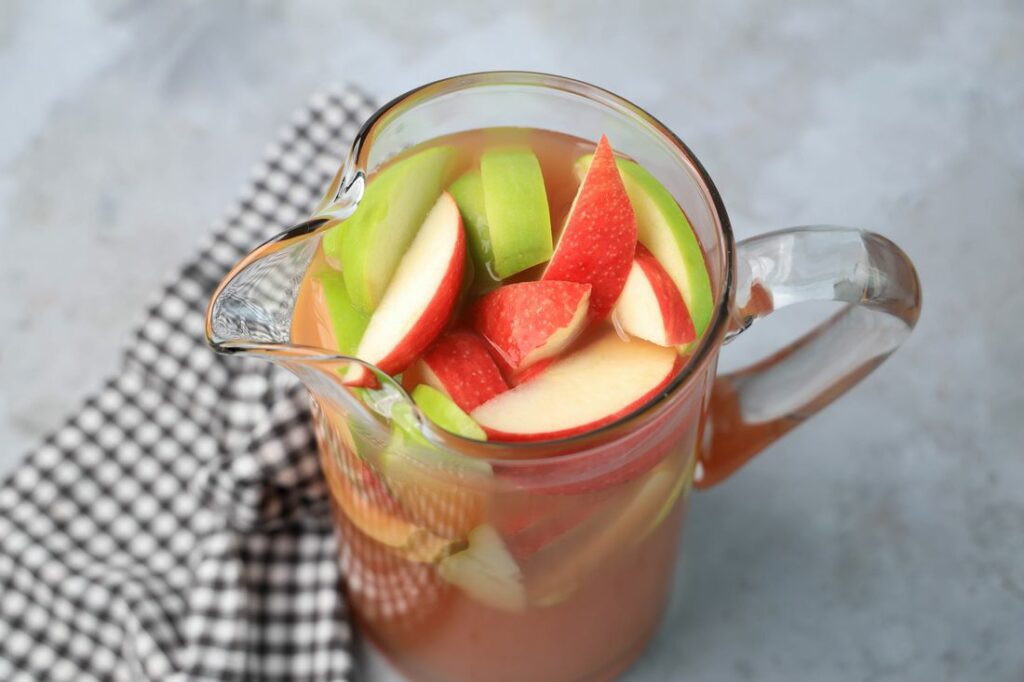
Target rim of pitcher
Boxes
[208,71,736,458]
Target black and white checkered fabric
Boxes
[0,87,378,681]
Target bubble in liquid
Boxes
[610,311,633,343]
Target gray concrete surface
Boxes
[2,1,1022,680]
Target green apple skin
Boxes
[645,452,696,537]
[412,385,487,441]
[315,269,370,355]
[449,170,498,290]
[480,148,553,279]
[323,145,457,313]
[575,155,714,337]
[381,400,492,477]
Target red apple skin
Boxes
[472,280,592,373]
[418,330,509,412]
[503,500,603,560]
[543,135,637,321]
[477,357,681,443]
[372,247,464,375]
[493,383,696,496]
[347,193,466,384]
[623,244,696,346]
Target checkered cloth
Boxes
[0,87,378,681]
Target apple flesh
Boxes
[378,400,491,539]
[412,384,488,441]
[318,425,456,563]
[543,135,637,321]
[346,192,465,383]
[507,356,554,387]
[479,147,553,278]
[438,524,526,612]
[470,331,680,441]
[472,280,591,374]
[415,330,508,413]
[525,463,679,605]
[324,145,457,312]
[613,244,696,347]
[575,154,714,337]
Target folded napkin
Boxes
[0,87,378,681]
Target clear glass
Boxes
[206,72,921,682]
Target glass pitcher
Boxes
[206,72,921,682]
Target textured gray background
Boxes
[2,1,1022,681]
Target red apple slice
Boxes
[542,135,637,321]
[472,281,591,374]
[613,244,696,347]
[470,331,680,441]
[346,192,465,383]
[416,330,508,412]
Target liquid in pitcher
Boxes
[291,127,713,682]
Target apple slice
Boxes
[575,154,714,337]
[415,330,508,412]
[324,145,457,312]
[313,268,370,354]
[318,428,456,563]
[543,135,636,321]
[613,244,696,347]
[525,463,679,606]
[379,400,490,539]
[472,281,591,374]
[507,357,554,386]
[479,148,553,279]
[438,524,526,612]
[470,331,680,441]
[448,170,499,291]
[346,192,465,383]
[412,384,488,441]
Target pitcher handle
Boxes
[695,227,922,488]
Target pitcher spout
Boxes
[206,219,326,351]
[204,209,423,449]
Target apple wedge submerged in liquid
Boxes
[345,192,465,384]
[613,244,696,347]
[473,281,591,374]
[470,331,680,441]
[543,135,636,321]
[319,430,456,564]
[524,460,683,606]
[377,401,490,540]
[415,330,508,413]
[438,524,527,613]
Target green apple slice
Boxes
[314,269,370,354]
[449,170,498,289]
[645,451,697,536]
[438,524,527,612]
[381,400,491,477]
[480,148,553,278]
[323,145,457,312]
[525,465,676,606]
[575,155,714,337]
[412,385,488,441]
[376,400,491,540]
